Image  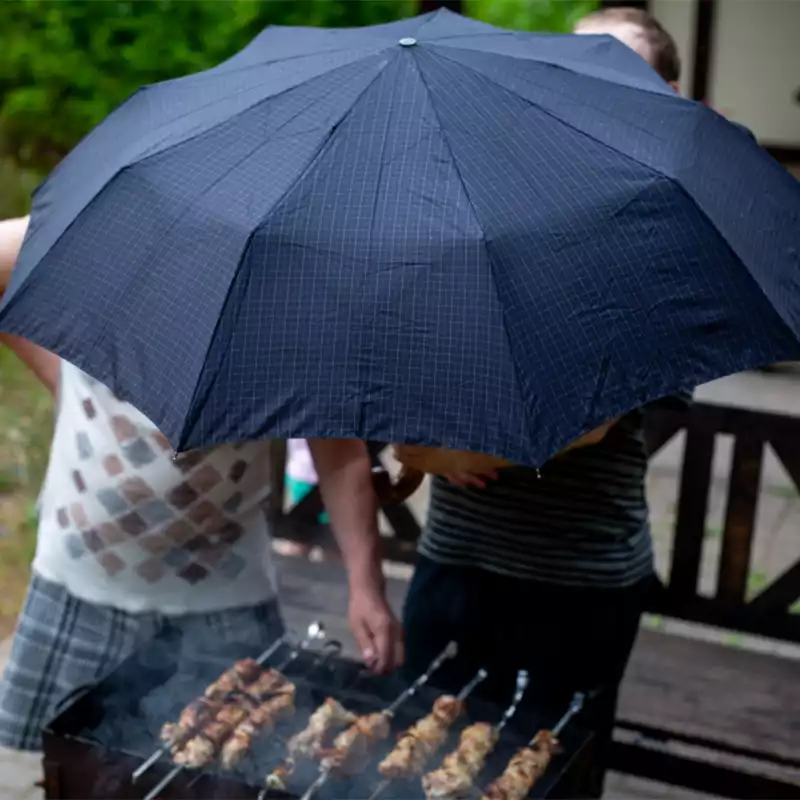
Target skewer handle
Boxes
[299,768,330,800]
[143,764,182,800]
[386,640,457,714]
[256,631,293,666]
[367,777,392,800]
[456,668,488,701]
[551,691,585,737]
[495,669,529,733]
[132,747,166,783]
[275,623,327,671]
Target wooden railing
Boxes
[644,402,800,644]
[269,402,800,645]
[268,405,800,796]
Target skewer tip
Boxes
[444,640,459,658]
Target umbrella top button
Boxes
[398,37,418,47]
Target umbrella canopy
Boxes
[1,9,799,465]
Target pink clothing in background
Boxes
[286,439,318,484]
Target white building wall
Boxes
[709,0,800,145]
[650,0,698,96]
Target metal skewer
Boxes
[183,639,344,793]
[495,669,530,734]
[132,627,306,784]
[299,641,459,800]
[367,667,489,800]
[419,669,529,800]
[478,691,585,800]
[550,691,584,738]
[142,622,326,800]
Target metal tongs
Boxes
[141,622,326,800]
[299,641,459,800]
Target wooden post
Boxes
[668,422,715,597]
[716,436,763,606]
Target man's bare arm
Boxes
[0,215,60,395]
[0,216,29,295]
[307,437,402,672]
[1,334,60,395]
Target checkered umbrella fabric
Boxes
[2,9,799,465]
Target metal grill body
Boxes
[42,632,594,799]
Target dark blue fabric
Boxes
[1,9,799,464]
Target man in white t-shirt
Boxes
[0,216,400,751]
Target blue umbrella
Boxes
[2,9,799,465]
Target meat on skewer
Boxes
[174,701,250,767]
[264,696,357,790]
[319,712,392,774]
[422,722,499,799]
[158,662,278,745]
[379,696,464,779]
[173,670,294,768]
[481,731,559,800]
[288,697,357,760]
[160,697,222,745]
[220,689,297,769]
[205,658,263,699]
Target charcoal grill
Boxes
[42,626,595,799]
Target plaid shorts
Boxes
[0,572,284,751]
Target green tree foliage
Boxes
[0,0,415,171]
[467,0,597,32]
[0,0,595,179]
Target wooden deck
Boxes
[276,554,800,800]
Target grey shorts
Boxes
[0,573,284,751]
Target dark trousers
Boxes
[402,555,654,797]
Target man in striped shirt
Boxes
[403,9,687,796]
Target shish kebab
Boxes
[177,671,296,768]
[142,625,327,800]
[481,692,585,800]
[132,621,323,784]
[367,668,489,800]
[217,642,345,772]
[266,668,488,798]
[263,697,359,793]
[299,640,459,800]
[422,669,530,800]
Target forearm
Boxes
[307,438,383,589]
[0,334,60,395]
[0,216,30,295]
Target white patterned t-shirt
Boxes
[33,360,277,614]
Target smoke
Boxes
[44,627,583,798]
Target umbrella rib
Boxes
[175,61,398,450]
[431,41,671,102]
[139,53,392,162]
[187,43,390,83]
[428,46,676,173]
[408,55,543,462]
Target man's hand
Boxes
[348,568,404,674]
[444,469,499,489]
[307,438,403,673]
[443,419,620,488]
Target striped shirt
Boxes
[419,404,682,589]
